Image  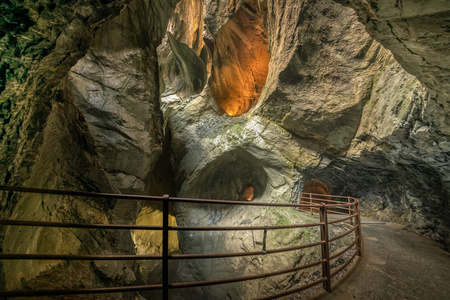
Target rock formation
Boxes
[0,0,178,297]
[0,0,449,298]
[209,0,270,116]
[160,0,450,296]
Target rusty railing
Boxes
[0,186,362,299]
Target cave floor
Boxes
[314,217,450,300]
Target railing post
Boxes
[162,194,169,300]
[348,197,353,225]
[262,226,268,253]
[310,194,313,215]
[355,200,362,256]
[319,204,332,293]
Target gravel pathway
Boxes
[315,217,450,300]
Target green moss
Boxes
[272,208,291,226]
[277,215,290,226]
[231,123,242,133]
[301,229,311,241]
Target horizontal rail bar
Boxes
[305,193,357,200]
[327,210,352,216]
[300,198,348,204]
[266,241,325,254]
[331,249,358,278]
[323,203,355,208]
[169,259,326,289]
[169,196,322,208]
[169,241,325,260]
[0,260,326,298]
[0,186,163,201]
[0,241,326,262]
[0,284,163,298]
[329,240,357,260]
[327,213,358,225]
[300,202,354,209]
[329,226,356,242]
[0,254,163,260]
[257,277,327,300]
[0,220,162,230]
[170,251,266,260]
[0,220,323,231]
[1,186,325,208]
[0,186,358,207]
[170,222,324,231]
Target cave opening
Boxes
[301,179,331,211]
[185,149,267,201]
[210,0,270,117]
[302,179,330,195]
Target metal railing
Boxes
[0,186,362,299]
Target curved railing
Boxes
[0,186,362,299]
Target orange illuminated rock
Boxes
[241,185,254,201]
[210,0,270,117]
[301,180,332,212]
[302,179,331,196]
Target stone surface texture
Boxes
[340,0,450,100]
[0,0,449,298]
[0,0,178,296]
[209,0,270,116]
[159,0,450,296]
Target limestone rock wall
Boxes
[166,95,332,299]
[69,0,166,194]
[0,0,449,298]
[257,0,392,152]
[340,0,450,100]
[158,0,208,98]
[163,4,450,296]
[209,0,270,116]
[248,0,449,246]
[338,0,450,167]
[0,0,179,295]
[346,58,450,243]
[0,0,132,196]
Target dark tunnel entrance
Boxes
[301,179,331,212]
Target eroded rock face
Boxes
[257,0,392,152]
[0,0,133,293]
[250,0,449,246]
[163,2,450,294]
[166,95,330,299]
[159,0,270,117]
[345,58,450,243]
[69,0,166,194]
[158,0,208,98]
[340,0,450,101]
[209,0,270,116]
[0,0,133,192]
[1,0,450,298]
[0,0,179,294]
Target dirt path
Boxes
[315,217,450,300]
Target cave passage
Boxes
[210,1,270,117]
[301,179,331,211]
[185,149,267,201]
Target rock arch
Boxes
[185,148,268,201]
